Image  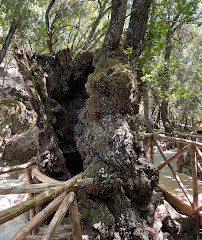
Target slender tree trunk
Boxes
[143,81,153,132]
[45,0,56,53]
[160,30,174,132]
[0,21,17,64]
[102,0,127,50]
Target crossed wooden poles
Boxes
[144,132,202,236]
[0,159,93,240]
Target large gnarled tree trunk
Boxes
[14,0,159,239]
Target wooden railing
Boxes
[175,131,202,172]
[144,132,202,236]
[0,158,94,240]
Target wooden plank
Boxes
[159,173,202,225]
[159,186,202,226]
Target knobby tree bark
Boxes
[14,48,69,180]
[0,20,17,64]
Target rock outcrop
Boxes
[0,67,37,174]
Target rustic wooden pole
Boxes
[193,205,202,214]
[10,193,66,240]
[0,173,83,225]
[0,159,36,175]
[150,136,154,164]
[197,162,202,173]
[196,147,202,159]
[25,168,37,235]
[0,182,64,195]
[176,131,202,140]
[32,167,62,183]
[158,146,188,170]
[177,134,181,172]
[42,192,75,240]
[153,138,193,207]
[189,145,200,236]
[76,178,94,189]
[144,133,202,148]
[69,197,82,240]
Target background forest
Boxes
[0,0,201,132]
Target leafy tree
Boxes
[139,0,201,131]
[0,0,40,63]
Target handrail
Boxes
[144,133,202,148]
[157,146,188,170]
[176,131,202,140]
[153,138,193,207]
[0,158,36,174]
[0,157,92,240]
[10,192,67,240]
[32,167,64,183]
[0,173,83,225]
[0,182,64,195]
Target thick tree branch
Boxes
[45,0,56,30]
[103,0,127,50]
[125,0,152,56]
[83,0,110,50]
[45,0,56,53]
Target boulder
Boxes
[2,127,38,165]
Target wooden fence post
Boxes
[150,136,154,164]
[25,168,37,235]
[177,134,181,172]
[69,197,82,240]
[189,145,200,236]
